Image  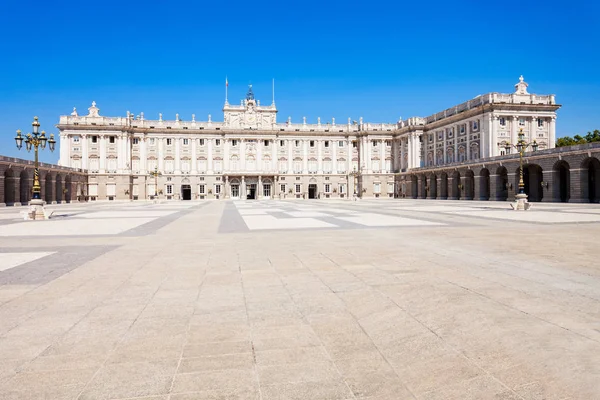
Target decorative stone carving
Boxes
[87,101,100,117]
[71,107,78,117]
[515,75,529,95]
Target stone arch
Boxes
[465,170,475,200]
[410,175,418,199]
[4,168,15,205]
[479,168,491,200]
[495,166,509,201]
[451,170,461,200]
[552,160,570,203]
[516,164,543,202]
[20,169,30,203]
[44,172,54,203]
[55,173,63,203]
[428,174,437,199]
[65,175,72,203]
[439,172,448,199]
[581,157,600,203]
[419,175,427,199]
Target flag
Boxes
[226,77,228,87]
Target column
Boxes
[489,174,499,201]
[288,140,293,172]
[490,115,498,157]
[117,135,124,171]
[466,124,471,161]
[317,140,323,173]
[365,136,372,173]
[443,133,447,165]
[273,138,278,172]
[332,139,337,174]
[99,135,107,172]
[257,139,263,171]
[241,176,246,200]
[511,116,519,146]
[158,137,165,170]
[400,138,406,171]
[454,127,458,163]
[549,116,556,149]
[427,175,436,199]
[258,176,262,199]
[433,133,437,166]
[206,139,214,174]
[347,138,352,173]
[140,136,147,174]
[175,137,181,173]
[303,139,308,173]
[474,172,481,200]
[191,137,197,174]
[240,139,246,171]
[81,134,89,170]
[224,176,230,199]
[222,139,229,172]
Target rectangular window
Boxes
[537,118,544,128]
[385,140,391,147]
[183,138,189,145]
[372,141,377,147]
[324,141,329,148]
[166,138,172,146]
[73,136,80,143]
[295,140,300,147]
[373,182,381,193]
[519,118,525,126]
[132,138,139,145]
[279,140,285,146]
[324,184,331,193]
[199,138,205,146]
[149,138,155,145]
[215,185,221,194]
[460,125,465,134]
[92,136,98,143]
[199,185,205,194]
[352,141,357,148]
[473,121,479,130]
[232,139,238,146]
[310,140,315,147]
[280,184,286,192]
[295,184,301,193]
[339,184,345,194]
[338,141,344,147]
[264,140,269,146]
[109,136,116,144]
[499,117,506,126]
[166,185,173,195]
[215,139,221,146]
[387,182,394,193]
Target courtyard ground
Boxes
[0,199,599,399]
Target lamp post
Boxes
[502,128,538,210]
[349,166,360,200]
[14,117,56,200]
[148,166,161,200]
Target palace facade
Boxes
[56,77,560,201]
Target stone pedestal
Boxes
[510,193,531,211]
[23,199,52,220]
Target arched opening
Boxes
[20,170,30,204]
[65,175,72,203]
[451,171,461,200]
[55,174,63,203]
[44,173,53,203]
[516,164,543,202]
[410,175,418,199]
[465,170,475,200]
[3,169,15,205]
[429,174,437,199]
[419,175,427,199]
[552,161,570,203]
[581,157,600,203]
[479,168,490,200]
[496,166,509,201]
[440,173,448,199]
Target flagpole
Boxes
[272,78,275,106]
[225,76,229,105]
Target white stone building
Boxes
[56,77,559,201]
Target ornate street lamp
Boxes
[14,117,56,201]
[502,128,538,210]
[349,166,360,199]
[148,166,161,199]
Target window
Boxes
[293,160,302,173]
[310,140,315,147]
[385,159,392,172]
[215,139,221,146]
[324,184,331,193]
[264,140,269,146]
[149,138,155,145]
[324,141,329,148]
[372,141,377,147]
[166,138,172,146]
[73,136,80,143]
[385,140,391,147]
[387,182,394,193]
[109,136,116,144]
[183,138,189,145]
[518,118,525,126]
[197,159,207,172]
[147,159,157,171]
[323,160,332,173]
[72,147,80,152]
[166,185,173,195]
[499,117,506,126]
[92,136,98,143]
[278,159,287,173]
[460,125,465,134]
[537,118,544,128]
[339,184,345,194]
[132,159,139,172]
[232,139,238,146]
[280,184,286,193]
[373,182,381,193]
[132,138,139,145]
[279,140,285,146]
[295,140,300,147]
[214,160,222,173]
[181,159,190,172]
[165,159,174,173]
[107,158,117,172]
[338,141,344,147]
[473,120,479,130]
[215,185,221,194]
[263,184,270,197]
[199,138,205,146]
[372,160,380,172]
[308,160,317,173]
[352,141,357,148]
[295,184,301,193]
[199,185,205,194]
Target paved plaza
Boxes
[0,199,599,399]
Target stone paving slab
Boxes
[0,199,599,399]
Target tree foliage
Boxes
[556,130,600,147]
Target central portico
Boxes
[224,174,277,200]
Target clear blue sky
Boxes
[1,0,598,163]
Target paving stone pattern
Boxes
[0,199,599,399]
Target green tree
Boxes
[556,130,600,147]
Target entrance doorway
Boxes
[231,184,240,199]
[181,185,191,200]
[247,184,257,200]
[263,183,271,199]
[308,184,317,199]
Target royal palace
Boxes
[55,77,560,201]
